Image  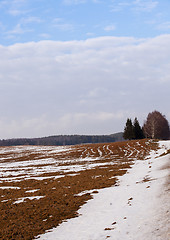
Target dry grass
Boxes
[0,139,158,240]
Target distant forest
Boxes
[0,132,124,146]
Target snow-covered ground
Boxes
[36,141,170,240]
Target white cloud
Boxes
[0,116,50,139]
[63,0,101,5]
[0,111,125,138]
[0,0,26,8]
[5,0,28,16]
[104,24,116,31]
[11,0,27,3]
[22,16,43,24]
[47,111,126,136]
[8,9,25,16]
[0,35,170,138]
[52,18,74,31]
[4,15,42,39]
[39,33,51,39]
[0,21,5,30]
[6,23,33,37]
[110,0,158,13]
[110,1,131,12]
[133,0,158,12]
[157,22,170,31]
[92,0,102,3]
[63,0,87,5]
[86,32,95,37]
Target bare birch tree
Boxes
[143,111,170,140]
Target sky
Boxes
[0,0,170,139]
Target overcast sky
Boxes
[0,0,170,139]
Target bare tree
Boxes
[143,111,170,140]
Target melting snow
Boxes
[13,196,45,204]
[36,141,170,240]
[0,186,20,189]
[25,189,40,193]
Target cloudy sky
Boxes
[0,0,170,139]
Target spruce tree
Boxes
[133,117,144,139]
[123,118,134,140]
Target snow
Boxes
[0,142,145,183]
[0,186,20,189]
[35,141,170,240]
[0,155,115,182]
[74,189,99,197]
[0,145,71,155]
[13,196,45,204]
[25,189,40,193]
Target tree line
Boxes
[0,133,124,146]
[0,110,169,147]
[123,110,170,140]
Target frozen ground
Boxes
[36,141,170,240]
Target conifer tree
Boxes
[123,118,134,140]
[133,117,144,139]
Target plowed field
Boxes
[0,139,158,240]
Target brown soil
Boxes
[0,139,158,240]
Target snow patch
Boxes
[0,186,20,189]
[13,196,45,204]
